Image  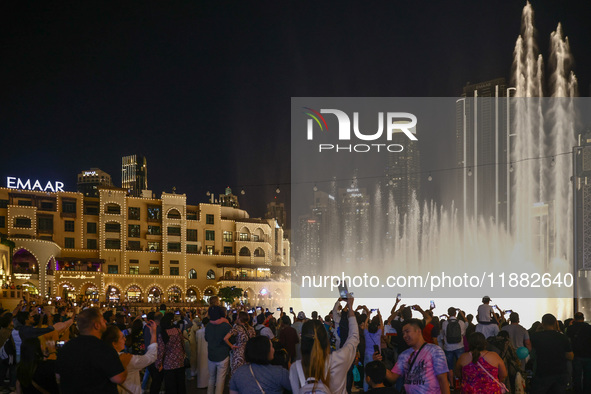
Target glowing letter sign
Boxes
[6,177,64,192]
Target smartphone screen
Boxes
[371,308,378,313]
[290,307,294,313]
[338,280,349,299]
[276,307,281,311]
[142,314,147,319]
[430,300,435,309]
[396,293,401,301]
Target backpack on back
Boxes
[446,318,462,344]
[294,360,332,394]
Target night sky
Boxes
[2,1,591,224]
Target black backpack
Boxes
[446,318,462,344]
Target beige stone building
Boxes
[0,186,290,306]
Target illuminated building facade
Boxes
[0,186,290,305]
[122,154,148,197]
[77,168,113,197]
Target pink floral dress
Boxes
[461,356,504,394]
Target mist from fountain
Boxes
[294,3,579,325]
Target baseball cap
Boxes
[297,311,306,320]
[482,296,491,302]
[264,311,273,317]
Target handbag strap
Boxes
[249,364,265,394]
[477,360,507,391]
[407,342,427,373]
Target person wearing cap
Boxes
[254,314,274,339]
[475,296,499,339]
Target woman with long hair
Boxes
[229,336,291,393]
[102,320,158,394]
[454,332,508,394]
[289,295,359,394]
[127,318,146,355]
[223,311,255,375]
[16,337,59,394]
[155,312,186,393]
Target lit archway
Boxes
[126,285,142,302]
[186,288,198,302]
[106,285,121,303]
[22,282,38,295]
[168,286,182,302]
[81,283,99,302]
[147,286,163,303]
[12,249,38,275]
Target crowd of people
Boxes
[0,294,587,393]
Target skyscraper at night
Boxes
[122,154,148,197]
[385,122,420,216]
[456,78,508,228]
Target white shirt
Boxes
[118,343,158,394]
[477,304,494,323]
[289,315,359,394]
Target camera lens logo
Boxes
[303,108,417,153]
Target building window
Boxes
[18,200,32,206]
[206,269,216,280]
[64,237,75,248]
[128,241,141,250]
[87,222,97,234]
[14,217,31,228]
[105,223,121,233]
[148,242,160,251]
[149,267,159,275]
[38,217,53,232]
[167,209,181,219]
[167,242,181,252]
[170,260,179,264]
[187,211,197,220]
[252,234,259,242]
[87,239,97,249]
[206,245,214,255]
[62,201,76,213]
[147,225,161,235]
[105,203,120,214]
[129,266,139,275]
[85,203,99,215]
[206,214,214,225]
[170,267,179,276]
[188,269,197,279]
[150,260,159,264]
[128,224,140,238]
[108,265,118,274]
[205,230,215,241]
[0,200,8,208]
[186,229,197,241]
[105,239,121,249]
[0,216,4,228]
[147,206,161,221]
[239,233,249,241]
[167,226,181,236]
[186,244,198,254]
[223,231,233,242]
[223,246,233,254]
[39,201,54,211]
[64,220,75,232]
[128,207,140,220]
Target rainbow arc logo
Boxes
[302,107,329,134]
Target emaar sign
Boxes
[6,177,65,192]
